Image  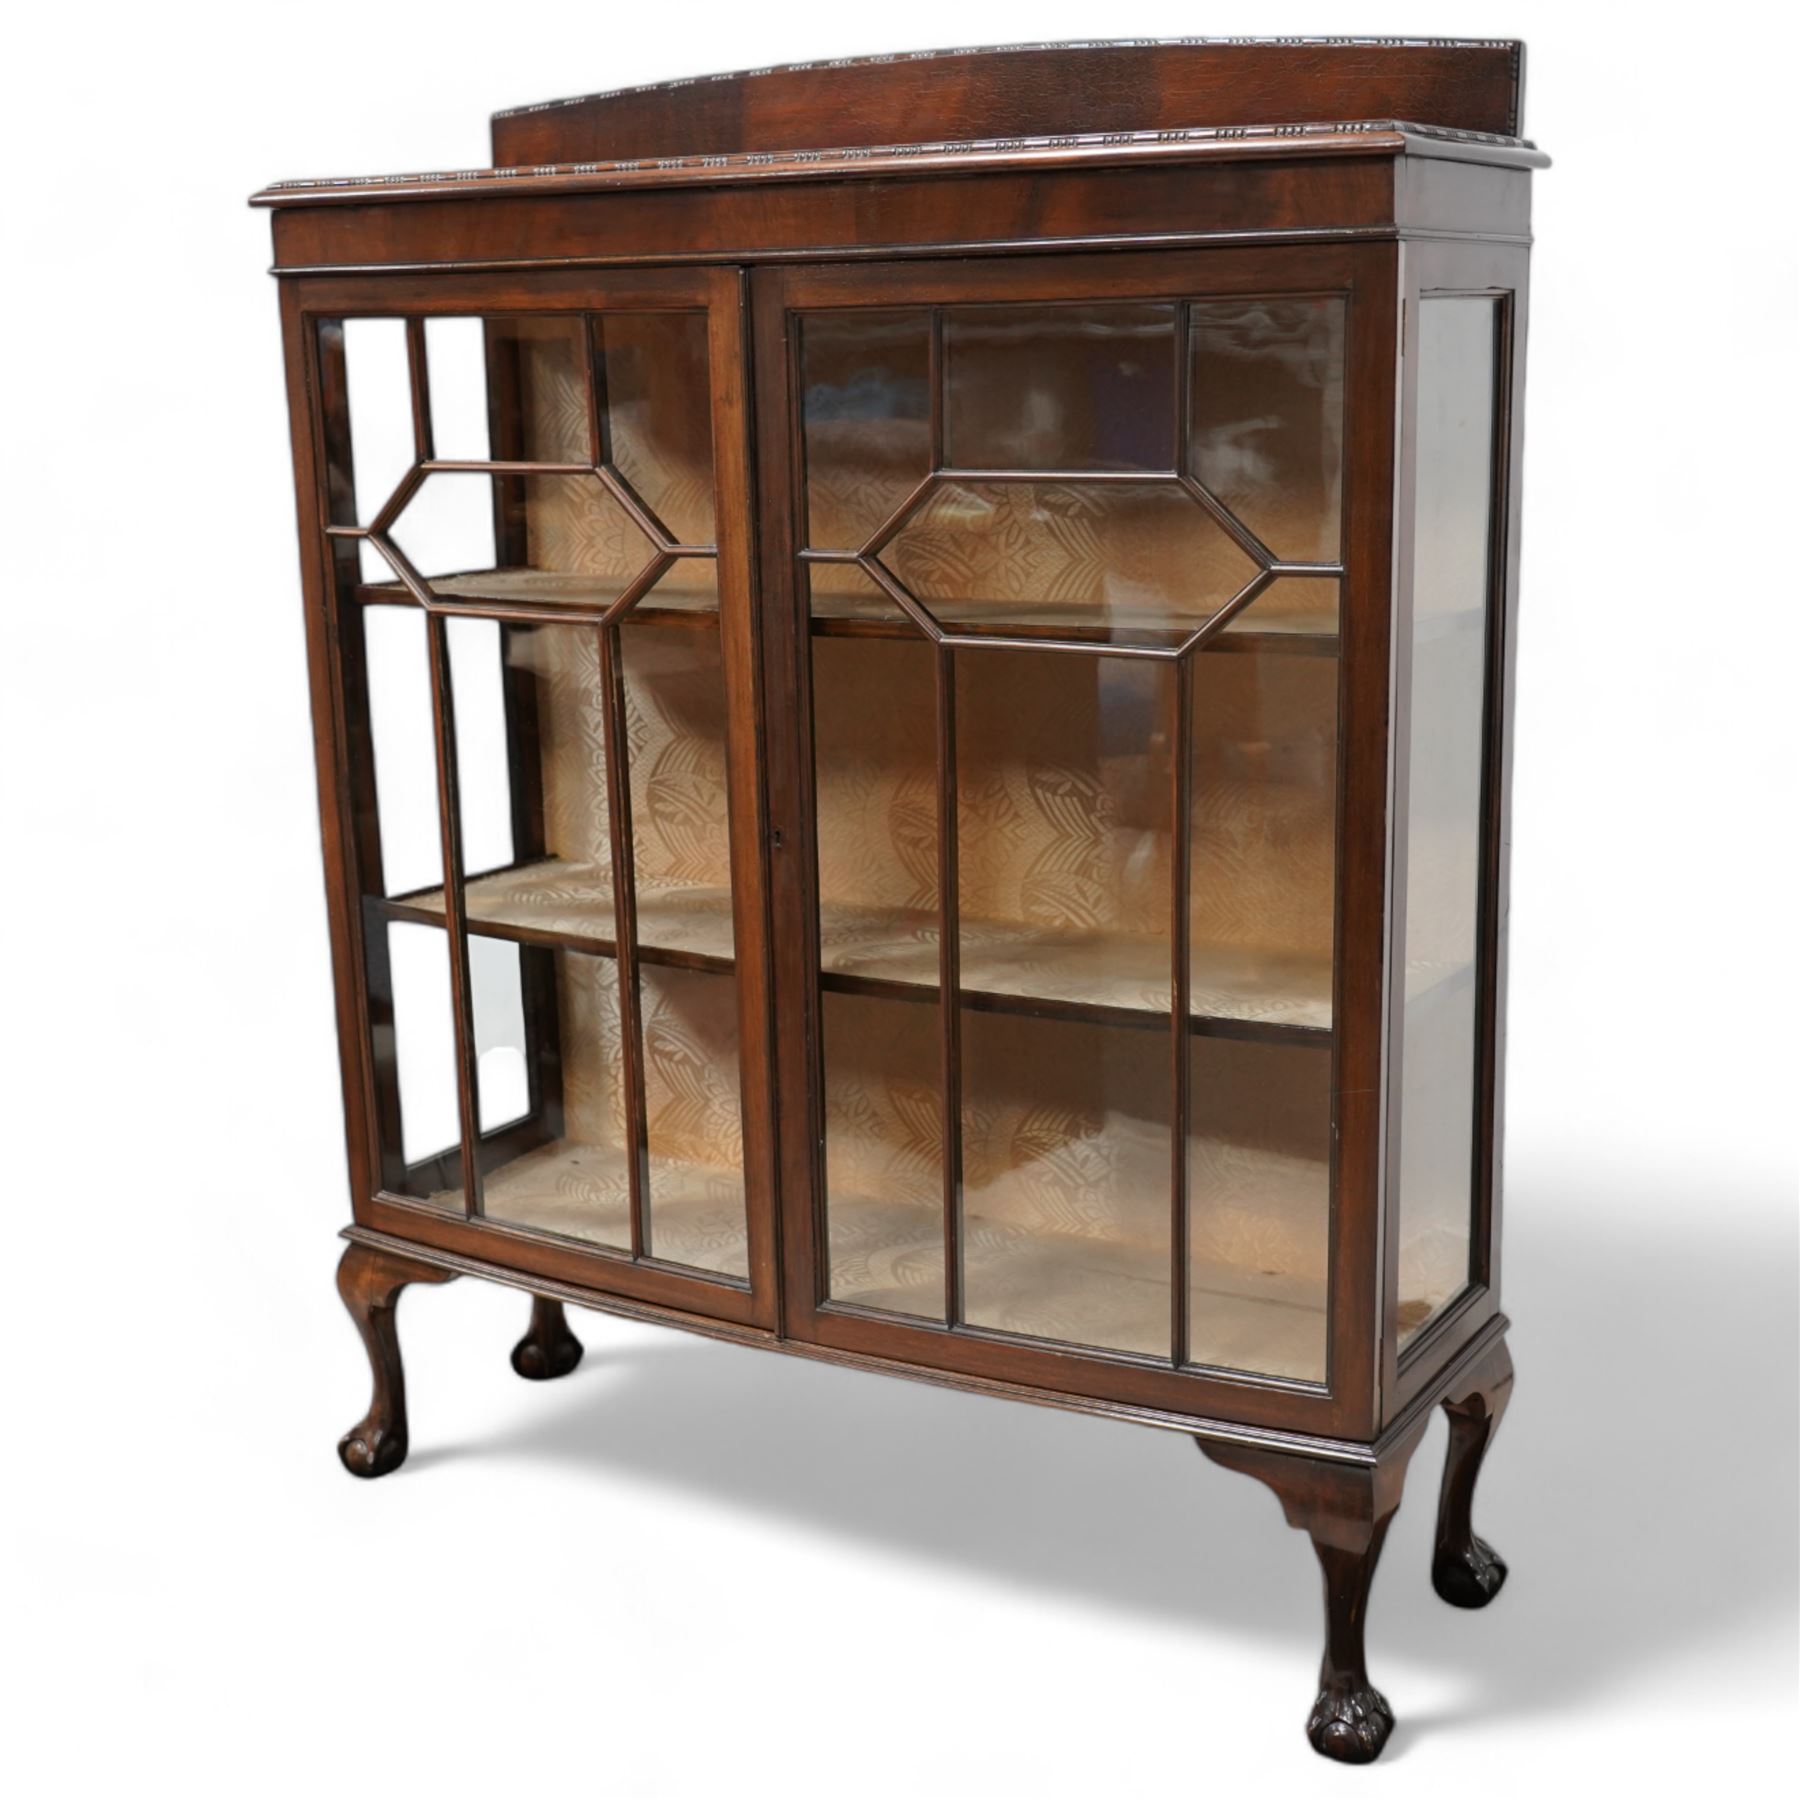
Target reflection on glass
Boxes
[1190,297,1346,562]
[946,304,1176,471]
[801,310,931,550]
[821,990,945,1318]
[1396,296,1499,1345]
[1187,1037,1330,1381]
[962,1011,1170,1356]
[1219,575,1340,640]
[1190,644,1338,1032]
[468,935,532,1133]
[602,312,716,547]
[363,606,442,898]
[882,480,1255,643]
[377,920,463,1203]
[958,649,1174,1015]
[641,962,748,1278]
[477,942,633,1253]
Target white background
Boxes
[3,3,1794,1793]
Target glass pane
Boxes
[1220,575,1339,641]
[1189,297,1346,562]
[801,310,931,551]
[1187,1037,1330,1380]
[603,312,716,545]
[958,649,1173,1018]
[945,304,1175,471]
[962,1010,1170,1356]
[808,560,931,636]
[467,935,531,1132]
[641,962,748,1278]
[1396,296,1500,1345]
[821,989,945,1319]
[621,619,738,964]
[362,606,442,898]
[447,618,516,879]
[429,315,590,464]
[478,940,634,1253]
[1190,645,1337,1032]
[376,920,463,1204]
[881,480,1255,644]
[342,318,413,525]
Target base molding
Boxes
[339,1226,1508,1462]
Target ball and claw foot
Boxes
[1308,1678,1395,1764]
[1433,1533,1508,1609]
[338,1419,408,1479]
[511,1297,584,1381]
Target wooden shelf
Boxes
[382,859,1331,1039]
[810,588,1338,655]
[417,1138,750,1281]
[825,1192,1326,1379]
[358,570,719,626]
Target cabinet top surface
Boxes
[251,37,1545,209]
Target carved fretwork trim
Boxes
[254,119,1542,208]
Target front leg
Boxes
[1433,1338,1514,1607]
[1201,1434,1423,1763]
[511,1295,584,1380]
[335,1240,456,1478]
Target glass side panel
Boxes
[801,310,931,552]
[944,304,1176,472]
[1395,295,1500,1346]
[1187,1037,1330,1380]
[1189,297,1347,563]
[342,318,413,579]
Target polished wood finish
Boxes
[1202,1427,1426,1763]
[1433,1337,1513,1607]
[263,40,1540,1763]
[490,40,1525,165]
[511,1296,585,1381]
[334,1240,457,1477]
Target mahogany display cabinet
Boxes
[256,38,1543,1763]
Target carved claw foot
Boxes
[1308,1678,1395,1764]
[1433,1533,1508,1608]
[338,1418,408,1480]
[511,1296,584,1381]
[335,1239,456,1479]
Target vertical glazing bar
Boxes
[1169,654,1194,1368]
[425,612,482,1217]
[926,308,964,1326]
[405,316,435,462]
[937,646,963,1329]
[585,313,613,465]
[599,622,651,1259]
[1169,301,1195,1368]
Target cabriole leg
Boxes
[1200,1434,1423,1764]
[1433,1338,1514,1607]
[335,1240,456,1479]
[511,1295,584,1381]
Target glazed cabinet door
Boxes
[287,268,777,1327]
[756,249,1398,1432]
